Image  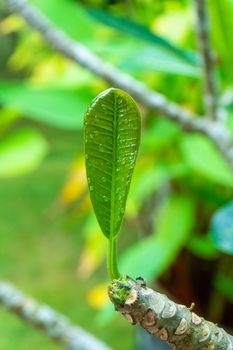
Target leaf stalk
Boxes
[108,237,120,280]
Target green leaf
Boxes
[34,0,200,77]
[209,0,233,82]
[128,163,189,215]
[87,8,198,65]
[180,134,233,186]
[187,234,219,260]
[214,272,233,302]
[0,82,93,130]
[141,118,181,152]
[117,44,201,78]
[33,0,94,41]
[91,40,200,77]
[0,128,47,178]
[84,88,141,238]
[0,108,20,134]
[210,201,233,255]
[127,165,169,215]
[120,196,194,281]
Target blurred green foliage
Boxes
[0,0,233,349]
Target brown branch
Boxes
[194,0,218,121]
[109,277,233,350]
[0,281,111,350]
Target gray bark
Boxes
[194,0,218,121]
[2,0,233,167]
[0,281,111,350]
[109,277,233,350]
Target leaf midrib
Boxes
[110,93,117,238]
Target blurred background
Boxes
[0,0,233,349]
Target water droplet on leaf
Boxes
[103,196,108,202]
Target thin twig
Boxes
[194,0,218,120]
[2,0,233,166]
[109,278,233,350]
[0,281,111,350]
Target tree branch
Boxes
[194,0,218,120]
[0,281,111,350]
[2,0,233,166]
[109,277,233,350]
[3,0,199,127]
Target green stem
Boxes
[108,237,120,280]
